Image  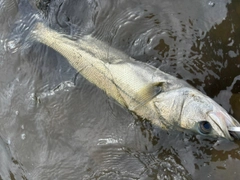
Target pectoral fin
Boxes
[130,82,164,111]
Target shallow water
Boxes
[1,0,240,179]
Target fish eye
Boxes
[199,121,212,134]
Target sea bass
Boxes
[29,22,240,140]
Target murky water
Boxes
[1,0,240,179]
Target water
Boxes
[0,0,240,179]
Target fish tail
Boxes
[7,11,43,53]
[30,22,52,42]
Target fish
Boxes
[28,22,240,140]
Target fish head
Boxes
[154,87,240,140]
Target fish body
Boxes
[30,22,240,140]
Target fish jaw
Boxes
[207,111,233,140]
[208,109,240,140]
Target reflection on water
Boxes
[0,0,240,179]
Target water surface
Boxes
[1,0,240,179]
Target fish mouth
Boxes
[226,115,240,140]
[228,127,240,140]
[208,111,240,140]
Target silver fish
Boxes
[30,22,240,140]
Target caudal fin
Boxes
[7,8,43,53]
